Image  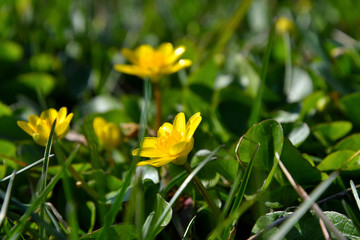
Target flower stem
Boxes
[153,82,162,131]
[183,162,220,218]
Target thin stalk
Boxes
[153,82,162,131]
[97,77,152,240]
[39,119,56,240]
[183,162,220,218]
[248,21,275,127]
[274,153,346,240]
[6,145,79,240]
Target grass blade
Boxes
[350,180,360,211]
[39,118,56,239]
[6,144,79,240]
[248,20,275,127]
[96,77,152,240]
[147,145,222,240]
[0,155,54,183]
[54,142,79,239]
[269,170,340,240]
[0,170,16,227]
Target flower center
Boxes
[139,52,165,69]
[155,130,182,154]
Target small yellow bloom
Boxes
[17,107,73,146]
[133,112,202,167]
[93,117,122,150]
[114,43,192,82]
[275,17,294,34]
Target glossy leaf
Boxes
[312,121,352,144]
[317,150,360,171]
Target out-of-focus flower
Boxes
[275,17,294,34]
[114,43,192,82]
[133,112,201,167]
[93,117,122,150]
[17,107,73,146]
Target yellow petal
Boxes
[164,59,192,74]
[172,138,194,165]
[57,107,67,122]
[41,108,57,120]
[36,122,50,141]
[64,112,73,124]
[33,133,47,146]
[167,46,186,64]
[157,122,173,137]
[169,141,187,156]
[186,112,202,141]
[17,121,34,136]
[28,115,39,127]
[136,156,175,167]
[121,48,138,64]
[114,64,147,79]
[135,44,155,57]
[173,112,186,134]
[55,121,70,138]
[141,137,158,148]
[157,43,174,58]
[132,147,168,158]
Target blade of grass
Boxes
[96,77,151,240]
[209,199,254,239]
[0,189,67,240]
[0,155,53,183]
[182,216,196,240]
[218,143,259,239]
[341,199,360,234]
[39,119,56,239]
[146,145,222,240]
[54,142,79,240]
[248,20,275,127]
[183,161,220,217]
[218,136,247,222]
[270,153,344,240]
[0,170,16,227]
[350,180,360,211]
[229,143,260,216]
[6,144,79,240]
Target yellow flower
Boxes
[275,17,294,34]
[114,43,192,82]
[17,107,73,146]
[133,112,202,167]
[93,117,122,150]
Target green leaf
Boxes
[317,150,360,171]
[285,67,313,103]
[251,211,360,240]
[276,138,324,185]
[335,133,360,151]
[0,102,12,117]
[0,139,17,169]
[312,121,352,144]
[29,53,61,72]
[187,60,218,88]
[298,91,327,121]
[237,120,284,170]
[80,224,137,240]
[143,194,172,238]
[282,122,310,147]
[191,150,221,187]
[0,40,23,62]
[17,72,56,96]
[79,95,123,116]
[340,92,360,127]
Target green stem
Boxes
[183,162,220,218]
[153,82,162,131]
